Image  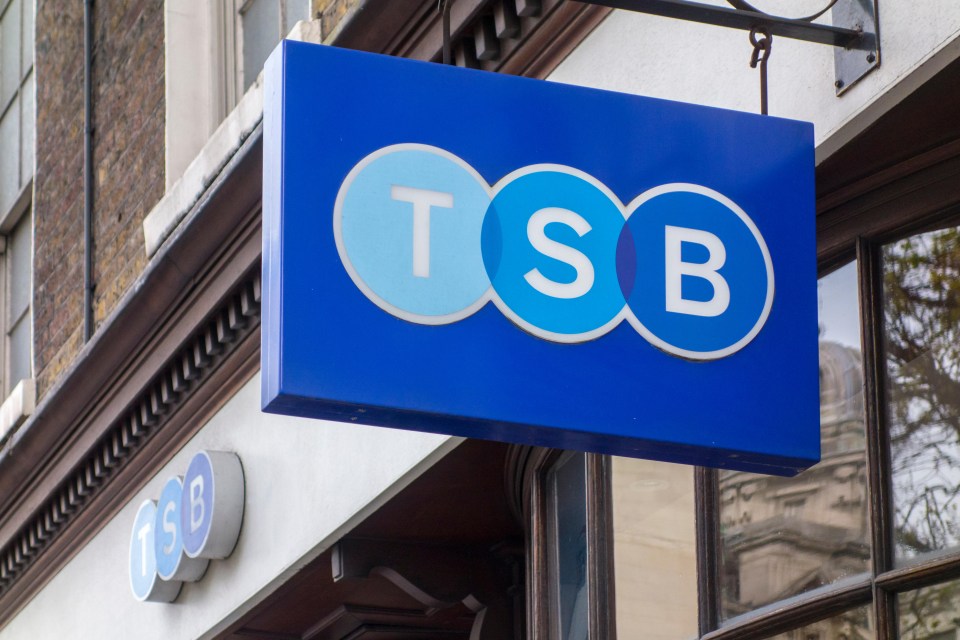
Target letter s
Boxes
[523,208,595,299]
[162,501,177,555]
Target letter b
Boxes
[664,225,730,318]
[189,475,205,534]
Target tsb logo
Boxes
[129,451,244,602]
[334,144,774,360]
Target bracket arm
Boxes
[577,0,873,50]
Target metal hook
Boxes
[749,27,772,115]
[728,0,839,23]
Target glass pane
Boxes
[612,458,697,639]
[548,452,588,640]
[8,209,30,320]
[18,68,30,187]
[764,605,874,640]
[20,0,31,77]
[884,226,960,561]
[898,578,960,639]
[241,0,280,90]
[0,0,20,109]
[7,311,29,391]
[720,261,869,618]
[0,95,19,215]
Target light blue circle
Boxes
[337,146,491,322]
[154,477,184,581]
[482,169,625,340]
[622,187,772,357]
[130,500,158,600]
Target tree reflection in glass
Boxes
[720,262,870,619]
[898,578,960,639]
[764,605,874,640]
[884,226,960,560]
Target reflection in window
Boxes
[884,226,960,561]
[898,578,960,639]
[547,452,589,640]
[0,0,34,215]
[720,262,869,618]
[240,0,310,90]
[611,458,697,639]
[764,606,874,640]
[5,208,31,393]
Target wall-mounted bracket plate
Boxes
[833,0,880,94]
[578,0,880,97]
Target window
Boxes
[0,0,33,216]
[163,0,310,190]
[237,0,310,92]
[216,0,312,123]
[521,449,614,639]
[716,260,870,620]
[0,0,33,428]
[764,608,874,640]
[611,457,697,639]
[659,211,960,639]
[898,579,960,639]
[3,207,30,396]
[883,227,960,563]
[546,452,590,640]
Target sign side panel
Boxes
[261,41,286,408]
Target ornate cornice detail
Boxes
[0,270,261,595]
[333,0,610,79]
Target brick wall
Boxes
[313,0,361,39]
[90,1,164,330]
[34,0,85,400]
[33,0,165,399]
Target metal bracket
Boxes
[577,0,880,94]
[833,0,879,94]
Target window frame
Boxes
[690,190,960,637]
[520,447,615,639]
[0,192,32,398]
[0,0,33,404]
[1,0,34,218]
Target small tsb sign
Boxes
[129,451,244,602]
[261,42,819,476]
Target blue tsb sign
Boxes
[262,41,819,475]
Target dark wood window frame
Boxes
[691,56,960,638]
[513,447,615,640]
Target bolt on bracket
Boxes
[577,0,880,95]
[833,0,879,94]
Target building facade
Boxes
[0,0,959,638]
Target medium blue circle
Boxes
[130,500,158,600]
[482,170,625,339]
[622,188,771,357]
[154,477,185,581]
[337,146,491,321]
[181,452,214,558]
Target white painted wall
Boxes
[549,1,960,162]
[1,373,459,639]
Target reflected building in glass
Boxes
[720,339,871,619]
